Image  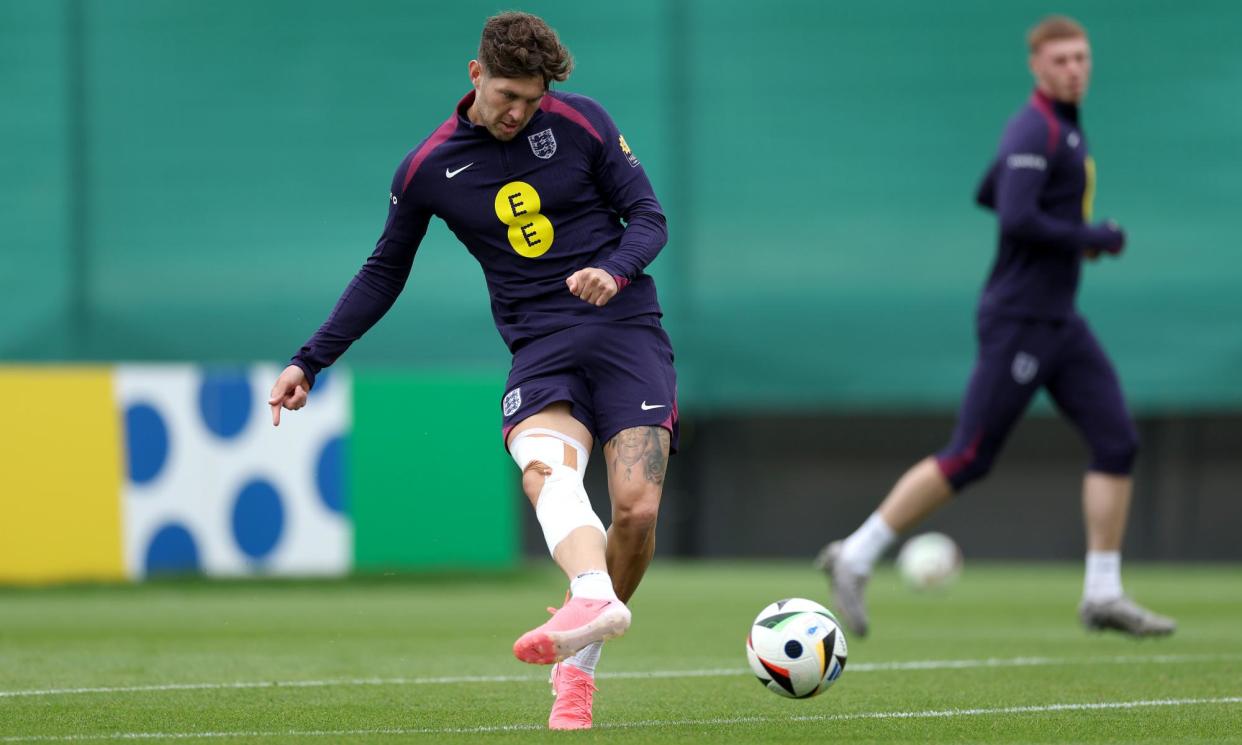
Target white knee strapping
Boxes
[510,428,605,555]
[534,470,606,557]
[510,428,590,474]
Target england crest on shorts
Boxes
[528,128,557,159]
[502,387,522,417]
[1012,352,1039,385]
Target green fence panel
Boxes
[1,0,72,358]
[678,0,1242,410]
[2,0,1239,410]
[351,370,517,569]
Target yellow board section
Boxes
[0,367,125,584]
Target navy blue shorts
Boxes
[500,316,679,453]
[936,313,1138,490]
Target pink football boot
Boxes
[513,596,630,665]
[548,662,596,730]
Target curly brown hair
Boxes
[478,12,573,87]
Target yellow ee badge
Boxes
[494,181,554,258]
[619,134,640,168]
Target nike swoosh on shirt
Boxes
[445,163,474,178]
[640,402,666,410]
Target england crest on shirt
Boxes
[528,129,557,159]
[503,387,522,417]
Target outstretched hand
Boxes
[268,364,310,426]
[566,268,619,307]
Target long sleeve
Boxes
[575,101,667,285]
[990,121,1094,254]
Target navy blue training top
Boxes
[292,90,667,386]
[974,89,1121,320]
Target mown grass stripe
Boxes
[1,696,1239,742]
[1,653,1237,699]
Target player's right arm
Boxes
[557,94,667,305]
[988,118,1123,255]
[270,153,432,425]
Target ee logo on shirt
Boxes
[494,181,554,258]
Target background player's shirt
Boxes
[292,91,667,385]
[973,89,1100,320]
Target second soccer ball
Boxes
[896,532,963,590]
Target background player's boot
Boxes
[514,596,631,665]
[1079,596,1176,637]
[814,540,870,637]
[548,662,596,730]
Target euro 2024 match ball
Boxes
[745,597,847,699]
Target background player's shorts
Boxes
[935,312,1137,490]
[500,315,679,453]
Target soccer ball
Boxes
[896,532,963,590]
[746,597,847,699]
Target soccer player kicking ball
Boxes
[816,16,1175,640]
[268,12,677,729]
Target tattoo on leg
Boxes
[607,427,670,484]
[643,428,670,484]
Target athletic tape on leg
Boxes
[510,429,605,555]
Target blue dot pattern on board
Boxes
[145,523,200,575]
[315,436,347,514]
[125,403,169,484]
[199,369,252,439]
[785,640,803,659]
[232,479,285,560]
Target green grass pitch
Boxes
[1,562,1239,743]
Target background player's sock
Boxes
[570,570,618,602]
[565,641,602,676]
[1083,551,1123,602]
[840,512,896,575]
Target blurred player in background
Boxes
[817,16,1175,639]
[268,12,677,729]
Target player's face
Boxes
[1029,37,1091,104]
[467,60,546,141]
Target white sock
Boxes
[565,641,603,677]
[1083,551,1123,602]
[570,570,618,602]
[840,512,897,575]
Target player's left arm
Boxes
[565,97,667,306]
